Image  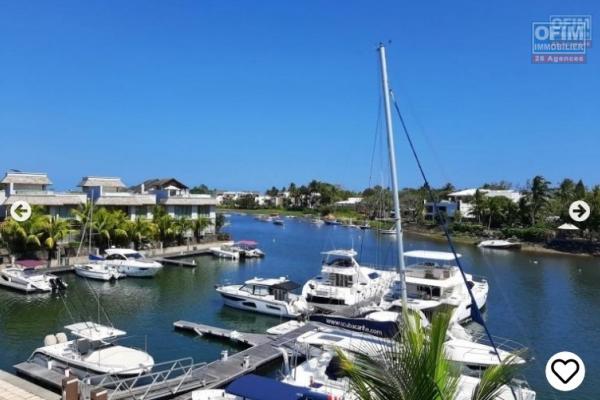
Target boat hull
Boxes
[217,292,299,318]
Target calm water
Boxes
[0,214,598,399]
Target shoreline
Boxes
[220,208,595,258]
[402,226,594,257]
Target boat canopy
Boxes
[14,259,45,269]
[65,322,126,341]
[404,250,461,261]
[321,249,357,258]
[226,374,329,400]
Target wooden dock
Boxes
[0,369,59,400]
[173,320,271,346]
[15,322,316,400]
[154,258,197,267]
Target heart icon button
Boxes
[546,351,585,391]
[551,359,579,384]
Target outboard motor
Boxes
[55,278,67,291]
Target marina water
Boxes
[0,214,598,399]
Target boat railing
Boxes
[80,357,212,400]
[468,332,529,358]
[469,274,488,283]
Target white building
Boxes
[79,176,156,220]
[424,188,523,220]
[0,171,86,220]
[134,178,217,232]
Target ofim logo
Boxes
[532,15,592,64]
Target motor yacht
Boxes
[0,267,67,293]
[74,262,125,281]
[210,244,240,260]
[28,322,154,377]
[102,248,163,277]
[302,249,394,306]
[216,277,310,318]
[273,218,285,225]
[380,250,488,324]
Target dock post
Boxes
[90,388,108,400]
[62,377,78,400]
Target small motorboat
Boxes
[210,245,240,260]
[0,265,67,293]
[378,228,397,235]
[29,322,154,377]
[74,262,125,281]
[233,240,265,258]
[273,218,284,226]
[478,240,522,250]
[311,218,324,225]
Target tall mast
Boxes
[378,44,407,308]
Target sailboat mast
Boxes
[377,44,408,308]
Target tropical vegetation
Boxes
[338,310,524,400]
[0,204,215,260]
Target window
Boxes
[253,286,269,296]
[174,206,192,217]
[240,285,253,294]
[242,302,257,308]
[331,274,353,288]
[126,253,143,260]
[266,305,281,311]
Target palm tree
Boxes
[0,206,46,256]
[153,206,176,246]
[191,217,211,242]
[174,217,193,245]
[126,218,157,250]
[338,310,523,400]
[35,215,71,266]
[529,176,550,225]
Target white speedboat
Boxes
[381,250,488,324]
[102,248,163,277]
[302,249,394,306]
[273,218,284,226]
[210,245,240,260]
[233,240,265,258]
[0,267,67,293]
[29,322,154,377]
[216,277,310,318]
[311,218,324,225]
[378,228,397,235]
[74,263,125,281]
[478,239,521,249]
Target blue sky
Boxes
[0,1,598,192]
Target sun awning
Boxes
[557,223,579,230]
[226,374,329,400]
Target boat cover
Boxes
[226,374,330,400]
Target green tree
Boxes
[153,206,176,245]
[35,215,72,266]
[192,217,212,241]
[339,310,523,400]
[126,218,157,250]
[528,176,551,225]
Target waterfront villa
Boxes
[133,178,217,232]
[78,176,156,220]
[0,171,86,220]
[424,188,523,220]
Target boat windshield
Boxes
[324,257,353,267]
[126,253,144,260]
